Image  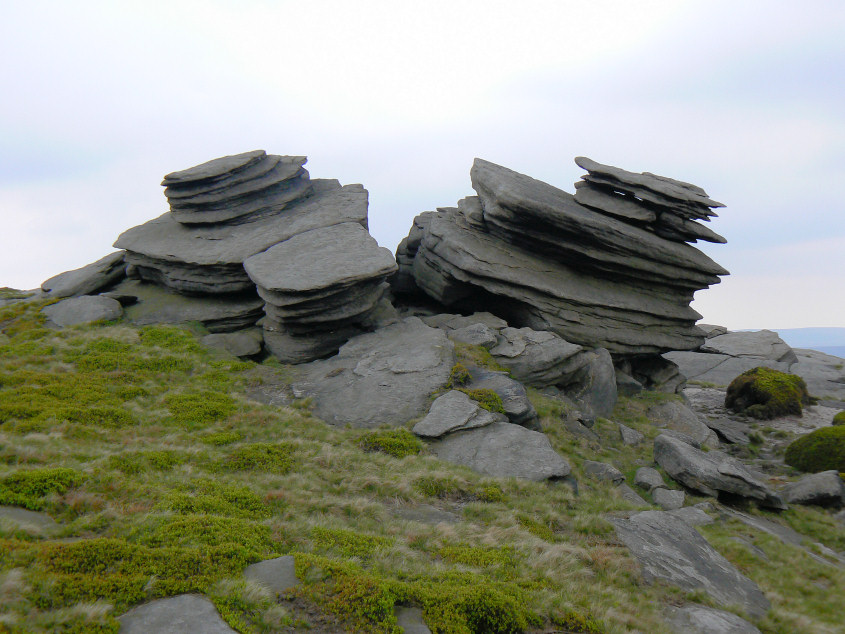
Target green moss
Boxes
[447,363,472,388]
[201,431,243,446]
[413,476,506,503]
[164,391,237,428]
[438,544,517,570]
[784,426,845,472]
[357,428,423,458]
[311,526,393,559]
[140,515,281,556]
[0,467,83,510]
[218,442,295,474]
[832,411,845,426]
[0,287,33,300]
[458,388,505,414]
[515,513,556,541]
[160,478,270,519]
[107,450,187,475]
[725,366,812,419]
[550,611,606,633]
[453,342,510,373]
[138,325,202,353]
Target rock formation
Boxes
[393,157,728,357]
[111,150,395,361]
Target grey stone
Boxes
[635,467,665,492]
[422,311,508,332]
[162,150,267,185]
[698,323,729,338]
[0,506,59,534]
[489,327,587,387]
[116,181,368,295]
[115,279,264,333]
[653,487,685,510]
[665,604,761,634]
[611,511,770,618]
[201,329,263,358]
[412,390,506,438]
[573,180,657,222]
[292,317,455,428]
[566,348,617,419]
[582,460,625,485]
[466,367,539,428]
[41,251,126,298]
[118,594,236,633]
[790,348,845,401]
[244,222,397,295]
[394,606,432,634]
[647,400,719,449]
[629,355,686,393]
[430,421,570,481]
[615,369,643,396]
[618,423,644,446]
[243,555,300,595]
[42,295,123,327]
[665,504,714,527]
[616,483,648,505]
[701,330,797,363]
[653,434,785,509]
[781,470,845,507]
[674,354,792,387]
[448,323,499,349]
[704,417,751,445]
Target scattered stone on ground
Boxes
[465,367,539,429]
[616,483,648,506]
[634,467,666,492]
[118,594,236,633]
[652,487,685,510]
[448,322,499,349]
[582,460,625,485]
[781,470,845,507]
[702,416,751,445]
[647,400,719,449]
[611,510,771,618]
[243,555,300,596]
[201,329,263,358]
[394,606,432,634]
[618,422,644,445]
[40,251,126,298]
[41,295,123,327]
[653,434,785,509]
[488,326,587,387]
[292,317,455,427]
[664,604,761,634]
[0,506,59,535]
[429,421,571,481]
[412,390,507,438]
[566,347,618,419]
[664,504,715,527]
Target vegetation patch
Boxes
[413,475,506,503]
[784,426,845,472]
[107,450,187,475]
[160,478,270,519]
[217,442,295,474]
[832,410,845,426]
[725,366,813,419]
[164,391,237,428]
[311,526,393,559]
[458,388,505,414]
[139,514,282,558]
[447,363,472,388]
[0,467,83,510]
[357,428,423,458]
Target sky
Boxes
[1,0,843,330]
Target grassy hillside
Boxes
[0,299,843,633]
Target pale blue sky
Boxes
[1,1,843,329]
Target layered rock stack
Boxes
[113,150,395,360]
[244,222,397,362]
[393,157,728,356]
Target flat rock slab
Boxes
[634,467,665,492]
[42,295,123,327]
[162,150,267,185]
[293,317,454,427]
[616,483,648,506]
[41,251,126,298]
[790,348,845,401]
[118,594,236,633]
[647,400,718,449]
[611,510,770,618]
[115,279,263,333]
[466,368,538,428]
[700,330,796,363]
[654,434,785,509]
[653,487,685,510]
[201,329,263,358]
[243,555,300,595]
[582,460,624,485]
[429,421,570,481]
[412,390,506,438]
[448,323,498,349]
[618,423,644,446]
[703,417,750,445]
[395,606,432,634]
[244,222,397,293]
[0,506,59,534]
[665,604,761,634]
[663,351,791,387]
[489,326,585,387]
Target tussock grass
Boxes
[0,300,841,632]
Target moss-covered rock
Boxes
[725,366,812,419]
[784,426,845,473]
[832,410,845,426]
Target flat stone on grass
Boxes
[243,555,300,596]
[118,594,236,633]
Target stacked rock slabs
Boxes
[244,222,398,362]
[395,158,728,355]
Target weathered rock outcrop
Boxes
[393,157,728,357]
